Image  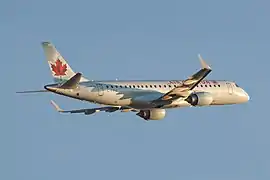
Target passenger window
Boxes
[120,85,122,88]
[209,85,212,87]
[205,85,207,87]
[133,85,136,88]
[111,85,114,88]
[159,85,162,88]
[106,85,109,88]
[129,85,132,88]
[154,85,157,88]
[218,85,221,87]
[150,85,152,88]
[145,85,148,88]
[164,85,167,88]
[115,85,118,88]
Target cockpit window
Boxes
[235,83,240,87]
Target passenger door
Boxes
[96,84,104,96]
[226,82,233,95]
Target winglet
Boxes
[50,100,64,112]
[198,54,211,70]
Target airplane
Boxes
[17,42,250,121]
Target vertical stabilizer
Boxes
[42,42,88,83]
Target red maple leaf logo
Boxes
[50,59,67,76]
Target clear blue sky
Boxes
[1,0,269,179]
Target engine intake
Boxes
[136,109,166,120]
[186,92,213,106]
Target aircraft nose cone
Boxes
[245,92,250,101]
[242,89,250,102]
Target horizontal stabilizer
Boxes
[16,90,49,94]
[59,73,82,89]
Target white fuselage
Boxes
[47,80,249,109]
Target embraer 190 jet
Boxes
[17,42,250,121]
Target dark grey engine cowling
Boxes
[136,109,166,120]
[185,92,213,106]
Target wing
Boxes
[154,55,212,102]
[50,100,136,115]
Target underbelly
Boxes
[94,94,131,106]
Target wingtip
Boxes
[41,41,54,47]
[42,41,50,45]
[198,54,211,70]
[50,100,63,112]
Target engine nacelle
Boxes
[136,109,166,120]
[185,92,213,106]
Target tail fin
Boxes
[42,42,88,83]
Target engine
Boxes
[185,92,213,106]
[136,109,166,120]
